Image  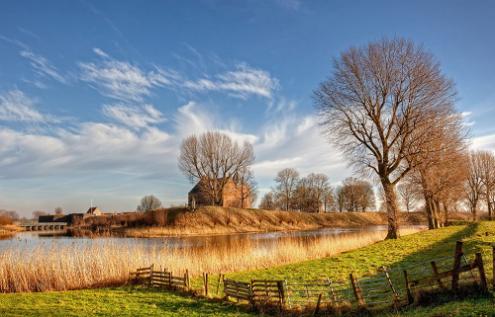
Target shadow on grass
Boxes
[122,286,256,316]
[352,223,494,315]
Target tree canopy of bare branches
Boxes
[336,177,375,212]
[407,105,468,228]
[397,181,419,212]
[293,173,332,212]
[259,192,276,210]
[274,168,300,211]
[315,38,457,238]
[466,151,484,220]
[137,195,162,212]
[478,151,495,219]
[179,131,255,206]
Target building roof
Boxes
[86,207,100,214]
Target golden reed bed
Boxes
[0,228,422,293]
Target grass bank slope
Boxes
[125,206,435,237]
[227,222,494,283]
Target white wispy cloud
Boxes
[471,133,495,152]
[103,104,166,129]
[0,90,55,123]
[93,47,109,58]
[20,50,67,84]
[175,101,258,144]
[79,49,176,102]
[183,64,278,99]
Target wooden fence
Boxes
[130,266,189,291]
[223,279,252,303]
[129,240,494,315]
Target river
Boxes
[0,225,425,251]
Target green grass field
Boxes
[226,222,493,283]
[0,287,253,317]
[1,222,494,316]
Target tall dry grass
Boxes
[0,227,422,293]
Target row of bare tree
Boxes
[314,37,471,238]
[259,169,375,213]
[335,178,375,212]
[465,151,495,220]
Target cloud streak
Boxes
[183,64,278,99]
[0,90,56,123]
[103,104,166,129]
[79,49,175,102]
[20,50,67,84]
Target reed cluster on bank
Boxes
[0,227,422,293]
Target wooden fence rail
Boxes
[223,279,252,303]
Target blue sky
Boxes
[1,0,495,216]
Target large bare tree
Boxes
[478,151,495,220]
[466,151,484,220]
[179,131,255,206]
[408,106,467,228]
[274,168,300,211]
[315,38,456,238]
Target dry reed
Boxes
[0,227,422,293]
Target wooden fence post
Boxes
[185,269,190,289]
[277,280,286,309]
[149,264,154,287]
[452,240,463,291]
[403,270,414,305]
[203,272,209,297]
[350,274,366,308]
[216,274,224,295]
[492,244,495,290]
[475,253,488,292]
[430,261,446,290]
[312,293,323,316]
[382,266,400,306]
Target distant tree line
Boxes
[259,168,375,213]
[0,210,19,225]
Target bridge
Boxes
[20,222,68,232]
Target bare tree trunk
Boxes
[424,191,435,229]
[487,195,493,221]
[381,180,400,239]
[443,202,449,226]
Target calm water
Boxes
[0,225,425,252]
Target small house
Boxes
[188,178,252,209]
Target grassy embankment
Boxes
[123,206,446,237]
[1,222,494,316]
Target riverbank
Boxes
[0,225,21,239]
[0,223,492,316]
[123,206,453,238]
[0,227,422,292]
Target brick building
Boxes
[188,178,252,209]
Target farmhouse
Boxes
[188,178,252,209]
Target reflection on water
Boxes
[0,225,424,253]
